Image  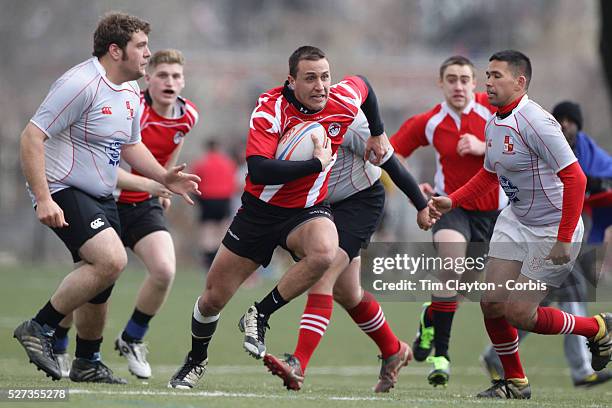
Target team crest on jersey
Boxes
[173,131,185,144]
[503,135,515,155]
[105,141,122,166]
[499,175,520,202]
[125,101,135,120]
[328,122,341,137]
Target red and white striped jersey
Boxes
[244,76,369,208]
[117,92,199,204]
[390,92,507,211]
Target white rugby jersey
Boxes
[327,109,393,204]
[484,95,577,226]
[29,57,142,203]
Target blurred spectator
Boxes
[191,140,238,268]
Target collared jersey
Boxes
[484,95,578,226]
[391,92,507,211]
[116,93,199,204]
[244,76,369,208]
[29,57,141,202]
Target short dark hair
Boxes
[489,50,532,89]
[439,55,475,79]
[288,46,326,78]
[93,12,150,58]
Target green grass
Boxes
[0,264,610,407]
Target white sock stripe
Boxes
[362,318,386,333]
[302,313,330,325]
[360,312,385,332]
[496,347,519,355]
[494,343,519,352]
[193,297,220,324]
[299,324,325,336]
[300,318,328,330]
[568,314,576,334]
[358,308,383,328]
[560,311,569,334]
[492,337,519,348]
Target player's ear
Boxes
[516,75,527,91]
[108,43,123,62]
[287,75,296,90]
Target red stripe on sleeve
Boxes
[556,161,586,242]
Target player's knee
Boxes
[333,286,360,310]
[97,251,128,281]
[480,300,504,318]
[149,262,175,289]
[504,305,533,330]
[200,293,224,316]
[305,247,336,273]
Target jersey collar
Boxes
[282,81,323,115]
[441,98,475,130]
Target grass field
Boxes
[1,263,610,407]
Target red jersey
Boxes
[191,151,237,199]
[390,92,506,211]
[117,93,199,204]
[245,76,369,208]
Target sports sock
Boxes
[256,286,288,317]
[431,296,458,359]
[533,306,599,338]
[346,291,399,358]
[293,294,332,371]
[33,300,66,332]
[53,325,70,353]
[484,316,526,380]
[122,308,154,342]
[190,297,219,362]
[75,336,102,361]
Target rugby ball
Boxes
[275,121,327,161]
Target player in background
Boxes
[264,109,433,392]
[168,45,388,389]
[429,50,612,399]
[390,56,505,386]
[191,140,237,269]
[13,13,200,383]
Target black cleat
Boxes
[238,303,269,359]
[168,354,207,389]
[412,302,434,362]
[573,370,612,388]
[476,379,531,399]
[13,320,61,381]
[588,313,612,371]
[69,358,127,384]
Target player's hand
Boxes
[146,179,172,199]
[313,134,333,169]
[159,196,172,211]
[545,241,572,265]
[419,182,435,198]
[417,207,435,231]
[36,197,69,228]
[163,163,201,205]
[365,132,390,165]
[457,133,486,156]
[428,196,452,219]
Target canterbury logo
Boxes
[90,218,105,229]
[101,106,113,115]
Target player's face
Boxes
[558,117,578,147]
[289,58,331,111]
[486,60,523,107]
[439,64,475,112]
[119,30,151,81]
[146,63,185,108]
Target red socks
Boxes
[484,316,526,380]
[533,306,599,338]
[347,291,399,358]
[293,294,333,371]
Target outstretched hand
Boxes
[428,196,452,220]
[163,163,201,205]
[416,207,435,231]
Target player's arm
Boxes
[353,75,389,164]
[20,123,68,228]
[248,134,332,185]
[121,141,200,205]
[116,167,171,197]
[429,168,499,218]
